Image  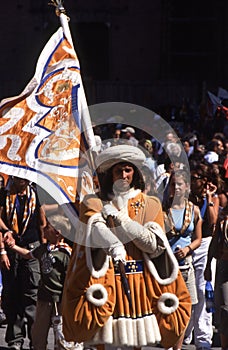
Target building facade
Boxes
[0,0,228,118]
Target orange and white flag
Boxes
[0,17,96,209]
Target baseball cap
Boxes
[121,126,135,134]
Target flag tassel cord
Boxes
[48,0,66,16]
[48,0,74,48]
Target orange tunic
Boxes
[62,192,191,348]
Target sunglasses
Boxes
[191,175,203,181]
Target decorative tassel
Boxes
[86,284,108,307]
[157,292,179,315]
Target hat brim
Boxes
[95,145,146,173]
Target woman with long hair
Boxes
[163,169,202,350]
[184,162,219,350]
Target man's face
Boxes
[216,140,224,154]
[122,131,131,139]
[112,163,134,191]
[190,172,206,194]
[114,130,121,139]
[183,141,190,153]
[165,132,176,143]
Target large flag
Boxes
[0,14,96,212]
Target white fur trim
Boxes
[86,284,108,307]
[88,315,161,347]
[143,221,179,285]
[157,292,179,315]
[92,316,113,344]
[85,213,110,278]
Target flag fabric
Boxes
[217,87,228,100]
[0,22,96,209]
[207,91,222,116]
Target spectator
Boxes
[164,131,179,144]
[105,128,125,147]
[141,165,158,196]
[184,163,219,349]
[204,204,228,350]
[156,157,174,202]
[163,169,202,350]
[4,214,80,350]
[182,138,194,158]
[0,177,46,350]
[204,139,224,164]
[121,126,139,147]
[210,163,227,209]
[112,129,121,144]
[138,138,157,174]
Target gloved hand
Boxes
[102,204,119,219]
[108,244,126,263]
[92,219,127,262]
[115,210,165,254]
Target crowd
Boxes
[0,115,227,350]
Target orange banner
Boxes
[0,27,95,206]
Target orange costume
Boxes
[62,145,191,349]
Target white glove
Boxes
[102,203,119,219]
[92,220,127,262]
[108,244,126,263]
[115,210,165,254]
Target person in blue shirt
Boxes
[163,169,202,350]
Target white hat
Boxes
[121,126,135,134]
[95,145,146,172]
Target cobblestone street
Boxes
[0,324,54,350]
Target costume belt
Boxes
[114,260,144,274]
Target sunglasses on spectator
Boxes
[191,175,203,181]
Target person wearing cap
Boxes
[62,144,191,349]
[121,126,139,147]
